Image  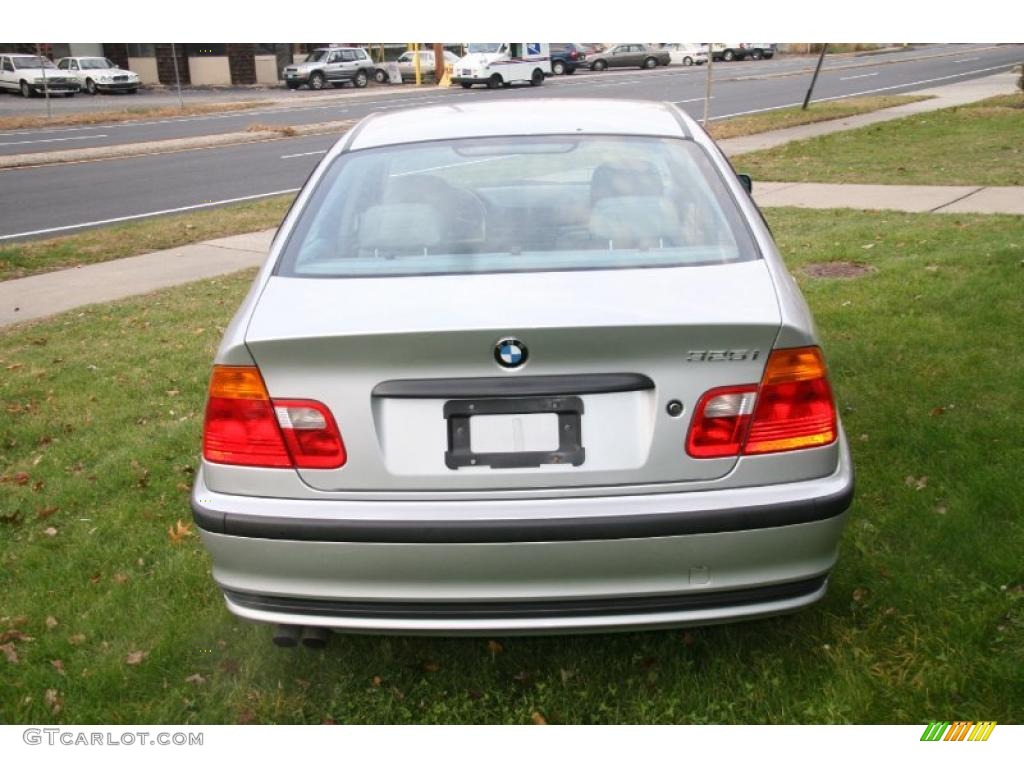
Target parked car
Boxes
[283,47,373,90]
[374,49,460,83]
[0,53,78,97]
[713,43,776,62]
[56,57,140,94]
[192,98,853,642]
[662,43,708,66]
[587,44,671,71]
[549,43,588,75]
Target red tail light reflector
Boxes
[685,347,838,458]
[202,366,346,469]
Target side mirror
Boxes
[737,173,753,194]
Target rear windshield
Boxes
[277,135,758,279]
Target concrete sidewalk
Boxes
[3,177,1022,329]
[754,182,1024,214]
[0,230,273,328]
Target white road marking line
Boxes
[953,57,979,63]
[839,72,879,81]
[0,133,108,146]
[709,63,1016,121]
[0,189,300,241]
[676,96,714,103]
[280,150,328,159]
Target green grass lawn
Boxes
[0,195,293,282]
[1,209,1022,724]
[733,94,1024,186]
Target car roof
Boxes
[346,99,692,152]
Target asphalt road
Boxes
[1,44,1021,241]
[0,44,1012,156]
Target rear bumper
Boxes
[193,439,852,634]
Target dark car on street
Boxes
[549,43,589,75]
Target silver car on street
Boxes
[192,99,853,644]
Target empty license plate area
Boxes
[445,396,585,469]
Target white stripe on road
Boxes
[0,133,108,146]
[839,72,878,81]
[953,57,979,63]
[280,150,328,159]
[676,96,714,103]
[0,188,300,242]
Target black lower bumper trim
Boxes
[192,479,853,544]
[224,575,828,621]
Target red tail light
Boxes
[202,366,346,469]
[570,50,579,60]
[686,347,837,458]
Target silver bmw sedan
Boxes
[191,99,853,644]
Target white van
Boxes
[453,43,551,88]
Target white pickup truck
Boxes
[0,53,79,97]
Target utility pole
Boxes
[170,42,184,111]
[36,43,52,119]
[412,42,422,85]
[702,44,713,126]
[802,45,828,110]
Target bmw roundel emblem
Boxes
[495,338,527,369]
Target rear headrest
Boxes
[589,195,681,245]
[358,204,442,252]
[590,160,663,203]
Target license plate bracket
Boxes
[444,396,585,469]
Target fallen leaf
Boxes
[166,389,180,397]
[167,520,193,544]
[371,675,382,687]
[125,650,149,666]
[935,505,948,515]
[904,475,928,491]
[559,668,575,684]
[185,673,206,685]
[422,661,440,673]
[43,527,58,537]
[68,634,86,646]
[487,640,504,655]
[531,711,548,725]
[852,588,867,603]
[45,616,58,629]
[9,472,30,486]
[44,688,62,715]
[5,363,23,370]
[112,572,129,585]
[51,659,65,675]
[861,243,875,250]
[930,406,946,416]
[1,644,18,664]
[37,506,58,520]
[0,630,31,643]
[925,264,939,272]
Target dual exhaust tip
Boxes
[272,624,330,649]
